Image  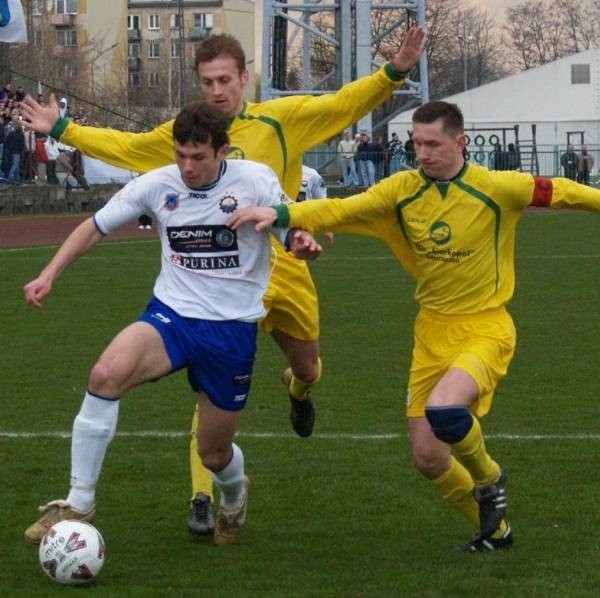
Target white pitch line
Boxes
[1,431,600,441]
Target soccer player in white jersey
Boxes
[22,101,321,547]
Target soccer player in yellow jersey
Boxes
[21,29,427,535]
[228,100,600,551]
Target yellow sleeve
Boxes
[273,65,407,151]
[59,120,175,174]
[546,177,600,212]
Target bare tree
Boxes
[503,0,600,70]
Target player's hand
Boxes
[20,93,61,135]
[227,207,278,232]
[323,232,335,245]
[23,276,52,308]
[289,230,322,261]
[388,26,427,73]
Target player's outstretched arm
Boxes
[227,207,278,233]
[20,93,60,135]
[388,26,428,73]
[23,218,103,308]
[288,230,322,261]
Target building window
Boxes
[129,72,140,87]
[170,14,181,29]
[127,15,140,30]
[171,40,181,58]
[571,64,590,84]
[56,0,78,14]
[128,43,140,58]
[148,72,160,87]
[32,0,43,16]
[148,41,160,59]
[33,30,43,47]
[193,13,214,29]
[148,14,159,30]
[57,29,78,46]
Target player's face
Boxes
[412,119,466,180]
[197,55,248,117]
[175,140,229,188]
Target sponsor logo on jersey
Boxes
[164,193,180,211]
[170,254,240,270]
[219,192,238,214]
[167,225,239,253]
[429,220,451,245]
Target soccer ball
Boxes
[38,520,105,585]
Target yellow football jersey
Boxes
[279,163,600,314]
[53,64,407,199]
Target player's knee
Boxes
[197,445,229,472]
[425,405,473,444]
[88,360,123,396]
[292,356,321,385]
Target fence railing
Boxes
[304,145,600,182]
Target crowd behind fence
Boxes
[305,144,600,186]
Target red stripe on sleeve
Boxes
[532,177,553,207]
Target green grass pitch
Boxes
[1,211,600,596]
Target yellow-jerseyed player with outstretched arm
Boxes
[228,100,600,552]
[21,28,427,535]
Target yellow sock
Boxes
[451,415,501,487]
[189,405,214,501]
[432,456,480,530]
[289,358,322,400]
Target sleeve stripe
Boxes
[532,177,553,207]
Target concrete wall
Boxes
[0,184,122,217]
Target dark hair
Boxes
[413,101,464,136]
[194,34,246,74]
[173,101,229,151]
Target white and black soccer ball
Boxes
[38,520,105,585]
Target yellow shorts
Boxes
[260,243,320,341]
[406,307,516,418]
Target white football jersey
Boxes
[297,165,327,202]
[94,160,290,321]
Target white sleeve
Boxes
[93,177,148,235]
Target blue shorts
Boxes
[138,297,257,411]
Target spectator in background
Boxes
[0,113,6,172]
[388,132,405,175]
[506,143,521,171]
[488,143,506,171]
[404,131,415,167]
[337,131,358,187]
[578,146,594,186]
[5,113,26,185]
[561,144,579,181]
[356,132,376,188]
[1,83,13,101]
[58,97,69,119]
[354,133,363,187]
[44,135,60,185]
[15,85,26,102]
[372,135,386,181]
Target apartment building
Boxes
[16,0,255,113]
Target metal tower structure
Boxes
[261,1,429,136]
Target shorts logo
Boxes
[151,312,171,324]
[164,193,180,211]
[219,192,238,214]
[429,221,451,245]
[233,374,251,385]
[234,393,247,402]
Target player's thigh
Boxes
[90,321,171,392]
[261,248,319,341]
[406,309,515,418]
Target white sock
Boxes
[67,390,119,512]
[211,443,245,510]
